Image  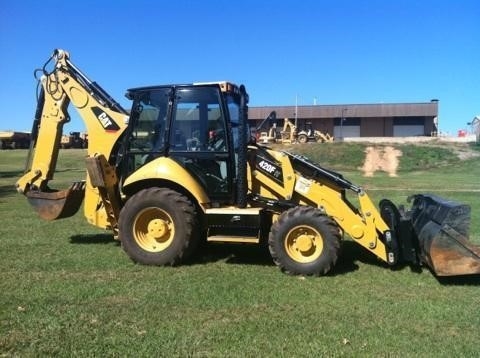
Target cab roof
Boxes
[126,81,239,95]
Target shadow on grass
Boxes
[436,274,480,286]
[192,241,480,282]
[333,240,381,276]
[332,240,427,276]
[0,184,17,198]
[341,241,480,285]
[70,233,118,245]
[0,170,24,179]
[191,242,273,268]
[190,240,406,276]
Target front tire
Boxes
[268,206,341,276]
[119,188,198,266]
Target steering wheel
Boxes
[208,129,225,151]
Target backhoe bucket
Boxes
[26,181,86,221]
[409,194,480,276]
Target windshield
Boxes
[130,89,169,152]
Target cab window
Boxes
[170,87,227,152]
[170,86,232,202]
[128,88,170,168]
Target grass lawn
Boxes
[1,143,479,357]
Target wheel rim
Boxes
[133,207,175,252]
[284,225,324,263]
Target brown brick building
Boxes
[249,100,439,138]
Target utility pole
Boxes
[340,107,348,140]
[295,94,298,127]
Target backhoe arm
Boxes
[16,49,129,222]
[16,76,69,193]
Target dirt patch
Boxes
[452,147,480,160]
[360,146,402,177]
[351,138,479,175]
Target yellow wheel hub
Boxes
[296,234,314,252]
[285,226,324,263]
[147,219,168,240]
[133,207,175,252]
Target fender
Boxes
[122,157,210,210]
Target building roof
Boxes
[249,102,438,119]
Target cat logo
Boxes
[91,106,120,131]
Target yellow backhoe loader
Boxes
[296,121,334,144]
[16,50,480,276]
[256,113,333,144]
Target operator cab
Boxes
[123,82,244,204]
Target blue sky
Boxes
[1,0,478,135]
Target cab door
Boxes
[122,87,170,175]
[169,85,235,204]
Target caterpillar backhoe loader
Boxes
[256,113,333,144]
[16,50,480,276]
[296,121,334,144]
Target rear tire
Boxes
[268,206,341,275]
[297,134,308,144]
[119,188,198,266]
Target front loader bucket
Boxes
[26,181,86,221]
[409,194,480,276]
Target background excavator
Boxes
[257,112,333,144]
[296,121,334,143]
[16,50,480,276]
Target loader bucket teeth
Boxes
[26,181,86,221]
[409,194,480,276]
